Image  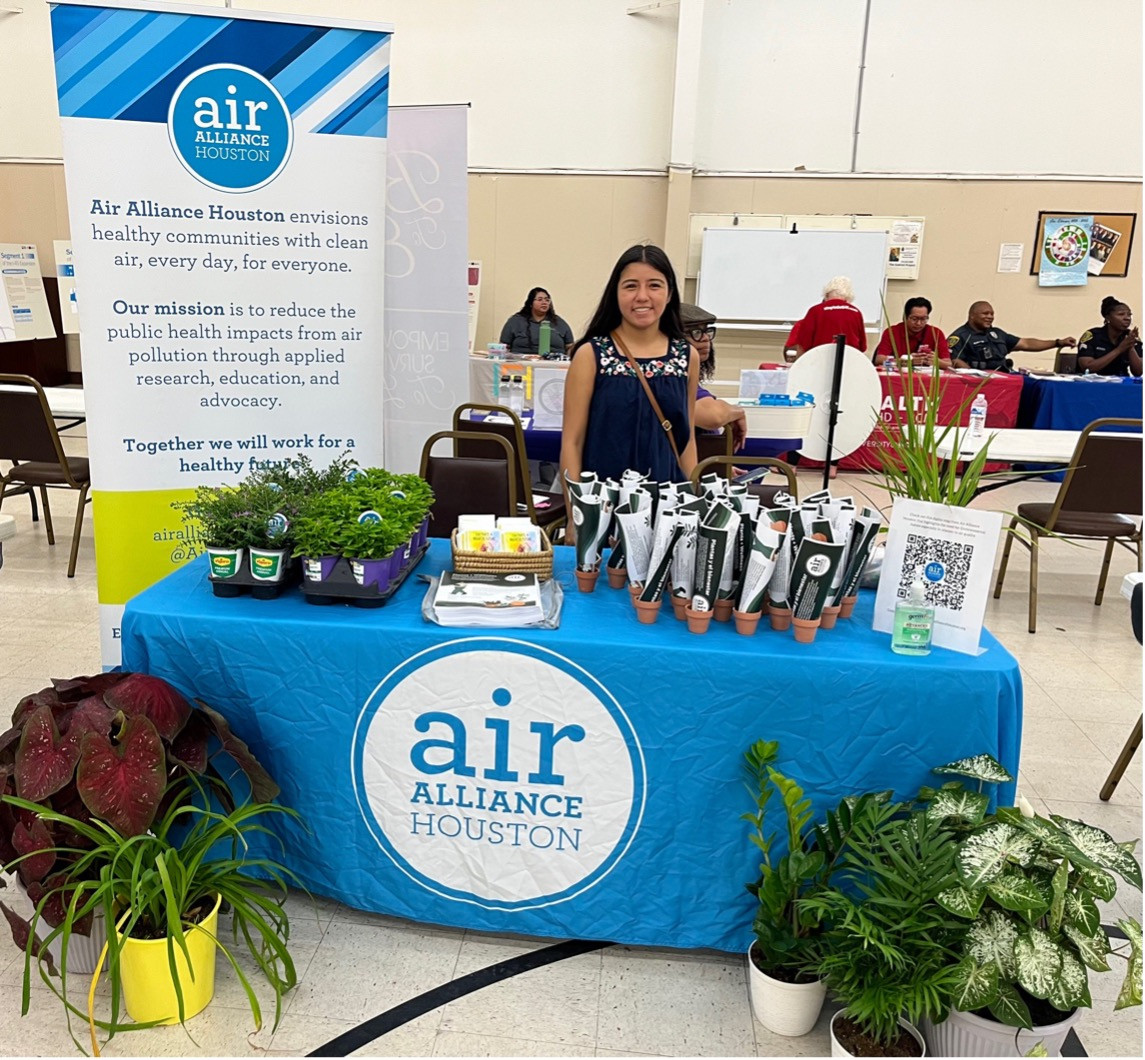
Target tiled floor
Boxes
[0,439,1141,1057]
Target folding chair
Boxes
[1053,350,1078,375]
[694,427,734,466]
[451,403,567,540]
[0,374,92,577]
[993,418,1142,633]
[418,430,517,539]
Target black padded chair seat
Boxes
[1017,502,1138,537]
[8,457,91,486]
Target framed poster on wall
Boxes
[1029,212,1136,277]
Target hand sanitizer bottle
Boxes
[892,572,934,655]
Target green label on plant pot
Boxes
[208,549,241,579]
[250,549,284,581]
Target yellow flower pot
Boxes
[117,893,222,1025]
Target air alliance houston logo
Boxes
[167,64,293,192]
[352,639,646,911]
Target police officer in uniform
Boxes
[948,301,1075,372]
[1077,297,1142,376]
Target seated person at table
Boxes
[784,276,868,359]
[1077,297,1143,377]
[681,302,747,452]
[560,245,698,525]
[873,297,952,369]
[948,301,1075,372]
[499,287,575,358]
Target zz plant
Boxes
[920,753,1142,1030]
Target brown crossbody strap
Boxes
[610,331,685,474]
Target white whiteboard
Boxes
[696,228,889,324]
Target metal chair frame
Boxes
[993,417,1143,632]
[418,430,518,539]
[0,373,92,577]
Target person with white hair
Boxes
[783,275,868,360]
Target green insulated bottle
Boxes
[538,319,552,358]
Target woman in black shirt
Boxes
[1077,297,1142,376]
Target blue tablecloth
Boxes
[121,543,1021,952]
[1019,376,1143,431]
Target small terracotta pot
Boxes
[839,594,858,619]
[628,582,642,599]
[792,617,820,644]
[633,597,661,624]
[684,606,712,634]
[574,568,600,593]
[819,604,842,629]
[713,598,734,623]
[670,595,688,621]
[733,609,762,636]
[769,605,793,631]
[607,567,628,589]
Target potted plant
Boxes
[917,754,1142,1057]
[742,740,894,1037]
[0,672,279,979]
[5,775,299,1052]
[172,485,265,579]
[800,804,967,1056]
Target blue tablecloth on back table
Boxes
[1019,376,1142,431]
[121,542,1021,952]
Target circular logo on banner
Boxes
[351,639,646,910]
[167,64,293,193]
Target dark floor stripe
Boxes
[306,938,612,1057]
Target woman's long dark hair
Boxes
[575,244,683,351]
[517,287,557,323]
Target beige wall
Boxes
[3,162,1140,380]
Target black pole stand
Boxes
[821,333,847,492]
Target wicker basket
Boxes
[451,528,553,580]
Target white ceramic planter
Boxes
[921,1005,1081,1057]
[830,1009,927,1057]
[11,878,106,976]
[746,943,826,1037]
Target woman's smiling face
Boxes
[616,262,669,331]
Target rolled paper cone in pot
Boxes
[839,594,858,618]
[713,598,734,622]
[769,605,793,631]
[633,597,661,624]
[792,617,820,644]
[684,605,712,634]
[574,568,599,593]
[607,567,627,589]
[670,595,687,621]
[819,604,842,629]
[733,609,762,636]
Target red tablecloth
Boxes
[813,371,1025,471]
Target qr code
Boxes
[898,534,974,610]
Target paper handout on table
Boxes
[433,571,543,627]
[872,499,1001,655]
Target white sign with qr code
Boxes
[873,499,1002,655]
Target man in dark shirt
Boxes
[948,301,1075,372]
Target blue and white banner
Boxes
[1039,215,1093,287]
[383,105,470,473]
[49,0,392,663]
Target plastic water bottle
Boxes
[968,393,988,440]
[508,375,525,415]
[538,320,552,358]
[884,355,896,375]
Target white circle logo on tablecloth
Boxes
[351,639,645,910]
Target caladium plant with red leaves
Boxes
[0,670,279,963]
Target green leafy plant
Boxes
[0,672,278,969]
[4,776,300,1053]
[800,802,966,1050]
[920,754,1142,1030]
[742,740,892,982]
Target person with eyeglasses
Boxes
[873,297,953,369]
[680,303,748,451]
[499,287,575,359]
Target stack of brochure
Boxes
[433,571,543,627]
